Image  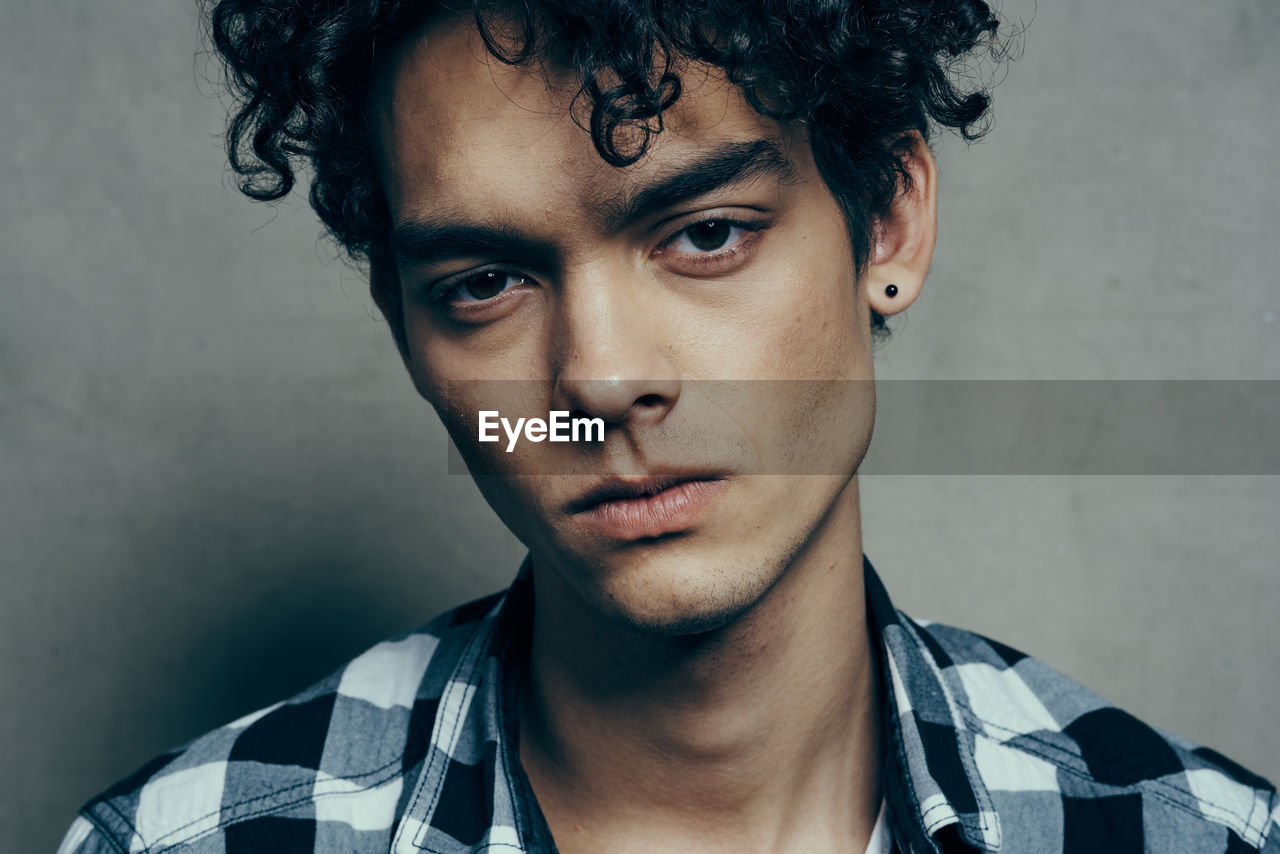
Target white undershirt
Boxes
[862,799,892,854]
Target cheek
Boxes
[737,248,867,381]
[718,232,873,472]
[417,378,560,547]
[423,377,552,456]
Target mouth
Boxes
[565,473,728,541]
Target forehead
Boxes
[370,16,785,227]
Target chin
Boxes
[579,539,796,638]
[597,593,755,637]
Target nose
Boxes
[550,269,681,427]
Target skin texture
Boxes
[370,14,937,854]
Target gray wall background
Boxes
[3,0,1276,850]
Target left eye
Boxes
[666,220,748,254]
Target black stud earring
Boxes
[885,284,899,298]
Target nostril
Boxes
[635,393,665,409]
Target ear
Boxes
[865,135,938,317]
[368,238,413,369]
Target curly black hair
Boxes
[208,0,1004,336]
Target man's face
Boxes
[372,17,880,634]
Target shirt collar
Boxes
[863,556,1002,853]
[397,557,1002,853]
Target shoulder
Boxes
[57,591,504,854]
[913,617,1280,853]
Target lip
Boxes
[565,473,727,540]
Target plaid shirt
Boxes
[60,558,1280,853]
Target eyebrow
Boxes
[601,138,798,230]
[390,220,555,268]
[389,138,797,267]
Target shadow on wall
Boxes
[182,560,432,725]
[27,396,505,851]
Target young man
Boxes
[59,1,1277,852]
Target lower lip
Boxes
[572,479,725,540]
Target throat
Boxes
[517,542,883,854]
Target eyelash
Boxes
[425,214,770,313]
[429,268,531,308]
[653,216,767,272]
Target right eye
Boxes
[439,270,531,304]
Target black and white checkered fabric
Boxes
[59,559,1280,853]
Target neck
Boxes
[520,476,881,854]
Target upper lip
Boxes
[564,471,725,514]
